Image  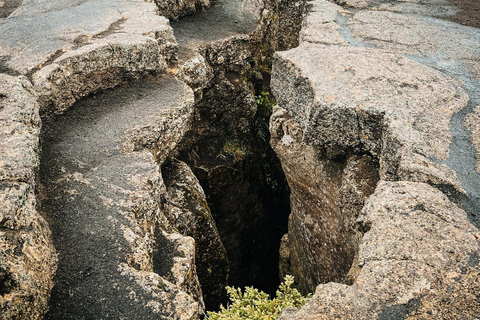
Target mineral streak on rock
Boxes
[465,106,480,172]
[0,74,57,320]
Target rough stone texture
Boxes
[153,0,211,21]
[333,0,457,17]
[270,106,379,293]
[273,44,467,196]
[279,181,480,320]
[39,76,201,319]
[0,0,177,117]
[153,231,204,312]
[406,264,480,319]
[162,158,228,310]
[271,0,480,318]
[174,0,294,306]
[300,0,346,45]
[348,10,480,61]
[277,0,307,50]
[0,74,57,320]
[465,106,480,172]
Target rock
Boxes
[272,44,467,196]
[123,78,195,165]
[406,264,480,319]
[39,76,202,319]
[299,0,346,45]
[277,0,307,50]
[154,231,204,312]
[332,0,457,17]
[162,158,229,310]
[270,105,379,293]
[0,74,57,320]
[279,181,480,319]
[153,0,212,21]
[348,10,480,62]
[465,106,480,172]
[270,1,480,317]
[0,0,177,118]
[173,0,294,302]
[118,263,200,320]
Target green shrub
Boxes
[222,140,248,161]
[207,275,310,320]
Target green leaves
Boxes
[207,275,311,320]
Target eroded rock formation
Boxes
[1,0,479,318]
[272,0,480,318]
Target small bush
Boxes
[207,275,310,320]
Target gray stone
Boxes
[279,181,480,319]
[272,44,467,193]
[153,0,212,20]
[271,2,480,317]
[348,10,480,61]
[270,105,379,292]
[333,0,457,17]
[162,158,228,310]
[300,0,346,45]
[0,0,176,117]
[465,106,480,172]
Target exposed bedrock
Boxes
[39,77,202,319]
[271,0,480,318]
[0,75,57,320]
[0,0,176,118]
[271,106,379,292]
[162,158,228,310]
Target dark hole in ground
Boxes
[193,135,291,310]
[178,83,292,311]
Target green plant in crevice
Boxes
[222,140,249,162]
[252,91,283,191]
[253,91,275,144]
[207,275,310,320]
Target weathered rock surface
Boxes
[279,181,480,319]
[348,10,480,61]
[0,74,57,320]
[173,0,294,305]
[271,0,480,318]
[406,264,480,319]
[153,0,212,21]
[162,158,228,309]
[334,0,457,17]
[0,0,176,117]
[39,76,201,319]
[270,106,379,292]
[273,43,468,197]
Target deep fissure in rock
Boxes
[175,76,292,310]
